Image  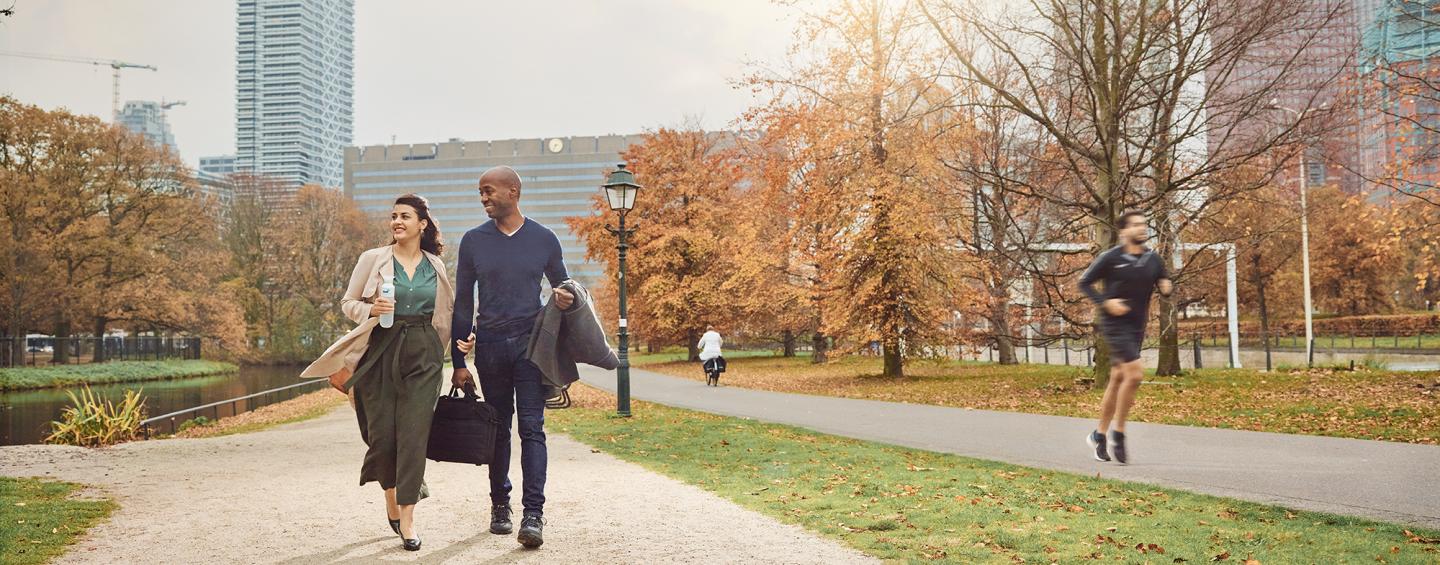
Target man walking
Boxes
[1078,211,1172,464]
[452,166,573,548]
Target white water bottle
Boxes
[379,275,395,328]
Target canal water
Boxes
[0,365,314,445]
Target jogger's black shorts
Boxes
[1102,320,1144,365]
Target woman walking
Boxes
[301,194,454,552]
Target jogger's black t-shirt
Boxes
[1078,245,1168,326]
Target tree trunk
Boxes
[1156,292,1181,376]
[1092,313,1111,386]
[882,340,903,377]
[782,330,796,357]
[6,319,23,368]
[686,329,700,362]
[988,298,1017,364]
[811,332,828,363]
[1255,259,1272,371]
[52,315,72,364]
[92,317,108,363]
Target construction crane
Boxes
[0,50,157,122]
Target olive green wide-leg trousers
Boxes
[349,316,443,505]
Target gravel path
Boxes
[0,407,875,564]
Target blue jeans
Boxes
[473,331,547,516]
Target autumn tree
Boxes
[919,0,1345,379]
[743,104,856,362]
[568,127,747,361]
[747,0,968,377]
[276,184,375,346]
[0,96,245,362]
[1308,187,1404,315]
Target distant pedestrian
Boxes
[1077,211,1172,465]
[698,325,725,386]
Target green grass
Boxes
[1188,333,1440,350]
[0,477,114,564]
[552,399,1440,563]
[0,360,238,391]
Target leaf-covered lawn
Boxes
[638,355,1440,444]
[0,477,114,565]
[553,384,1440,563]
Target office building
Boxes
[235,0,354,188]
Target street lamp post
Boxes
[1269,101,1319,367]
[603,163,641,417]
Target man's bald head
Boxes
[479,166,522,192]
[477,166,523,220]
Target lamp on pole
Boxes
[603,163,641,417]
[1267,100,1322,367]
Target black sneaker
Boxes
[1086,430,1110,462]
[1109,430,1128,465]
[489,503,513,535]
[517,514,544,548]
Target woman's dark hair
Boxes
[391,193,444,256]
[1116,211,1146,231]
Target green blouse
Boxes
[391,257,437,317]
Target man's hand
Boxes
[553,287,575,310]
[455,333,475,355]
[1158,278,1173,296]
[1102,298,1131,317]
[451,367,473,389]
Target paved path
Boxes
[579,364,1440,528]
[0,408,874,564]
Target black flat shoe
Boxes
[388,518,401,535]
[402,535,421,552]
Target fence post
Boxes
[1043,344,1049,364]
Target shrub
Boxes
[45,386,147,447]
[177,416,215,433]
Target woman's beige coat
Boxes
[300,245,454,383]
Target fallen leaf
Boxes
[1068,505,1085,513]
[1213,551,1230,561]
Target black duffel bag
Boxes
[427,384,499,466]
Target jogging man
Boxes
[1078,211,1172,464]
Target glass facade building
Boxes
[236,0,354,188]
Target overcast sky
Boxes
[0,0,798,168]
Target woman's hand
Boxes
[456,333,475,355]
[1102,298,1130,317]
[370,297,395,317]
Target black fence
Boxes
[0,336,202,368]
[141,378,329,439]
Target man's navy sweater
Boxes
[452,217,569,368]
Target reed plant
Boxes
[45,386,147,447]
